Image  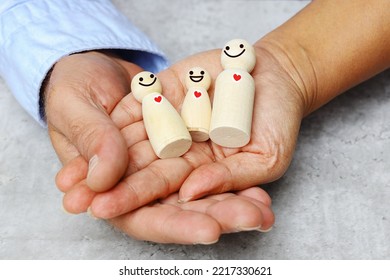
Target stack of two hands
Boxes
[43,44,306,245]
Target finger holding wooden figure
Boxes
[181,67,212,142]
[131,71,192,159]
[209,39,256,148]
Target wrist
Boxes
[256,0,390,118]
[39,66,54,123]
[254,36,318,117]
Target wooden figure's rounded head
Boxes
[221,39,256,72]
[131,71,162,103]
[184,67,211,90]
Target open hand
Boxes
[79,45,304,219]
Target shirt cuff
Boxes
[0,0,169,126]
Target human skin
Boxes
[47,0,389,243]
[45,51,274,244]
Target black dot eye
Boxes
[200,71,205,75]
[150,74,154,78]
[239,44,244,48]
[225,46,230,51]
[189,71,194,75]
[139,77,144,82]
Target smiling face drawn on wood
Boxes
[185,67,211,91]
[131,71,162,103]
[221,39,256,72]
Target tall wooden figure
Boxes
[209,39,256,148]
[131,71,192,159]
[181,67,212,142]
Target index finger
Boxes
[110,93,143,129]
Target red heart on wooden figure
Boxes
[154,95,162,103]
[194,91,202,98]
[233,74,241,81]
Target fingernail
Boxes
[61,194,72,215]
[61,204,73,215]
[178,196,193,204]
[87,155,99,180]
[193,239,219,245]
[87,207,99,220]
[237,225,262,232]
[258,226,273,233]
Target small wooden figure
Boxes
[209,39,256,148]
[181,67,212,142]
[131,71,192,159]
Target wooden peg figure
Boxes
[209,39,256,148]
[181,67,212,142]
[131,71,192,159]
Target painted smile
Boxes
[139,77,157,87]
[224,49,246,58]
[189,75,204,83]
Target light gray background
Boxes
[1,0,389,259]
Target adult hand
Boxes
[105,0,388,214]
[109,187,274,244]
[44,51,143,193]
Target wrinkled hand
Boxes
[44,51,142,192]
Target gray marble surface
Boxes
[1,0,389,259]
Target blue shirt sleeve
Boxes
[0,0,169,126]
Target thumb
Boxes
[48,92,128,193]
[84,118,128,193]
